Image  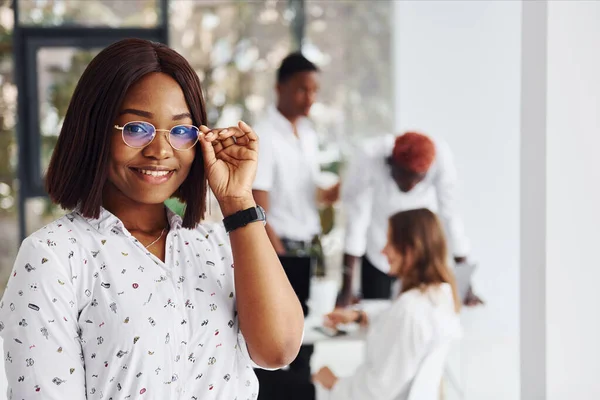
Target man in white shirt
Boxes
[338,132,483,306]
[252,53,339,391]
[253,53,338,261]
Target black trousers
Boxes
[255,345,315,400]
[255,252,315,399]
[361,256,396,299]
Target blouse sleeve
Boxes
[329,303,432,400]
[0,237,86,399]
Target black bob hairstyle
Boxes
[45,38,208,229]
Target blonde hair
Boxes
[389,208,461,313]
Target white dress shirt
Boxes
[328,283,461,400]
[342,134,470,273]
[0,207,261,400]
[252,106,321,241]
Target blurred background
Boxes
[0,1,599,399]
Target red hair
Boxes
[391,132,436,174]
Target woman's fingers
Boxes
[235,135,250,146]
[217,128,235,139]
[212,139,224,153]
[202,127,242,149]
[238,120,258,151]
[218,130,236,148]
[201,126,219,141]
[199,123,257,155]
[198,125,217,167]
[238,120,257,140]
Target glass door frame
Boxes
[13,0,170,241]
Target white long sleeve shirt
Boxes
[252,106,322,241]
[0,207,261,400]
[328,283,461,400]
[342,134,470,273]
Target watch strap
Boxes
[223,206,266,233]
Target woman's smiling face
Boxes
[105,72,197,206]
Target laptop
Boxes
[279,255,312,316]
[454,262,477,302]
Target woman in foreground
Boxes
[0,38,303,399]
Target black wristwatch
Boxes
[223,205,267,233]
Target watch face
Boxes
[257,205,267,224]
[257,205,266,219]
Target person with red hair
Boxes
[338,131,483,306]
[390,132,437,191]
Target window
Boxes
[18,0,162,28]
[170,0,293,128]
[304,1,393,145]
[0,2,16,290]
[37,47,101,177]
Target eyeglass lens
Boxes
[122,121,199,150]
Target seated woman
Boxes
[312,208,462,399]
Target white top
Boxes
[252,106,321,241]
[0,207,260,400]
[342,134,470,273]
[329,283,461,400]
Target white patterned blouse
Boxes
[0,206,260,400]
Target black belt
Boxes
[281,236,326,277]
[281,237,316,256]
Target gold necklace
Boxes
[145,228,166,249]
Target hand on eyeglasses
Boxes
[199,121,258,215]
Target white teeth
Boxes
[138,169,170,177]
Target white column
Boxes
[520,1,547,398]
[521,1,600,398]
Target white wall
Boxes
[392,1,522,399]
[546,1,600,398]
[522,1,600,399]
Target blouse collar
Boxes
[74,205,183,236]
